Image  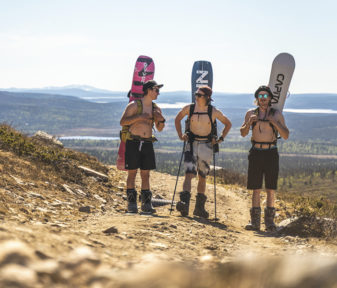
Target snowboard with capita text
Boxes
[116,56,155,170]
[268,53,295,112]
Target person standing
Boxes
[120,80,165,214]
[240,85,289,231]
[174,85,232,218]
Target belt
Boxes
[253,144,277,150]
[129,134,157,142]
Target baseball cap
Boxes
[142,80,164,92]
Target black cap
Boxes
[142,80,164,92]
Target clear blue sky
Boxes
[0,0,336,93]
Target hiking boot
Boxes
[245,207,261,231]
[126,189,138,213]
[265,207,277,231]
[141,190,156,214]
[193,193,209,219]
[176,191,191,217]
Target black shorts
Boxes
[125,140,156,170]
[247,148,279,190]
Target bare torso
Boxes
[128,101,153,138]
[189,106,215,138]
[248,109,277,142]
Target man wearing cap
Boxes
[174,85,232,218]
[120,80,165,214]
[240,85,289,231]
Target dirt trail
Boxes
[2,168,336,270]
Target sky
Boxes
[0,0,337,93]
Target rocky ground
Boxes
[0,141,337,287]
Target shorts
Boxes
[125,139,156,170]
[247,147,279,190]
[184,141,213,178]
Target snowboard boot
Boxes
[264,207,277,232]
[141,190,156,214]
[126,189,138,213]
[176,191,191,217]
[193,193,209,219]
[245,207,261,231]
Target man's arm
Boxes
[153,106,166,132]
[214,108,232,142]
[240,110,256,137]
[267,110,289,140]
[120,102,150,126]
[174,105,189,141]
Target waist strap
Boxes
[130,134,158,142]
[251,140,277,149]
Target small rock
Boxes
[0,264,37,286]
[34,250,50,260]
[78,166,108,182]
[75,189,87,197]
[79,206,91,213]
[66,246,101,267]
[103,226,118,234]
[0,240,36,267]
[62,184,75,195]
[10,175,25,185]
[94,194,107,204]
[150,242,168,249]
[200,254,214,262]
[33,131,63,147]
[28,192,45,200]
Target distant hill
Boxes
[0,91,120,136]
[3,85,337,108]
[0,88,336,143]
[0,85,125,101]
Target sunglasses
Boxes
[258,94,269,99]
[195,92,206,97]
[152,88,160,93]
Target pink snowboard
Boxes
[116,56,155,170]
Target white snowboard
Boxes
[268,53,296,112]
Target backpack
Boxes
[185,104,219,153]
[251,107,279,147]
[120,100,158,142]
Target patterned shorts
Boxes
[184,141,213,178]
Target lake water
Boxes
[59,136,119,140]
[157,102,337,114]
[284,109,337,114]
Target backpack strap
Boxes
[136,99,143,115]
[189,104,195,118]
[251,107,279,147]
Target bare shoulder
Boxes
[246,108,256,116]
[124,101,138,114]
[181,104,191,115]
[212,106,224,116]
[271,108,284,119]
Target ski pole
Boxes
[213,149,218,221]
[170,141,185,214]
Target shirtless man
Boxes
[120,80,165,214]
[175,85,232,218]
[240,85,289,231]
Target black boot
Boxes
[245,207,261,231]
[141,190,156,214]
[193,193,209,219]
[265,207,277,231]
[176,191,191,217]
[126,189,138,213]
